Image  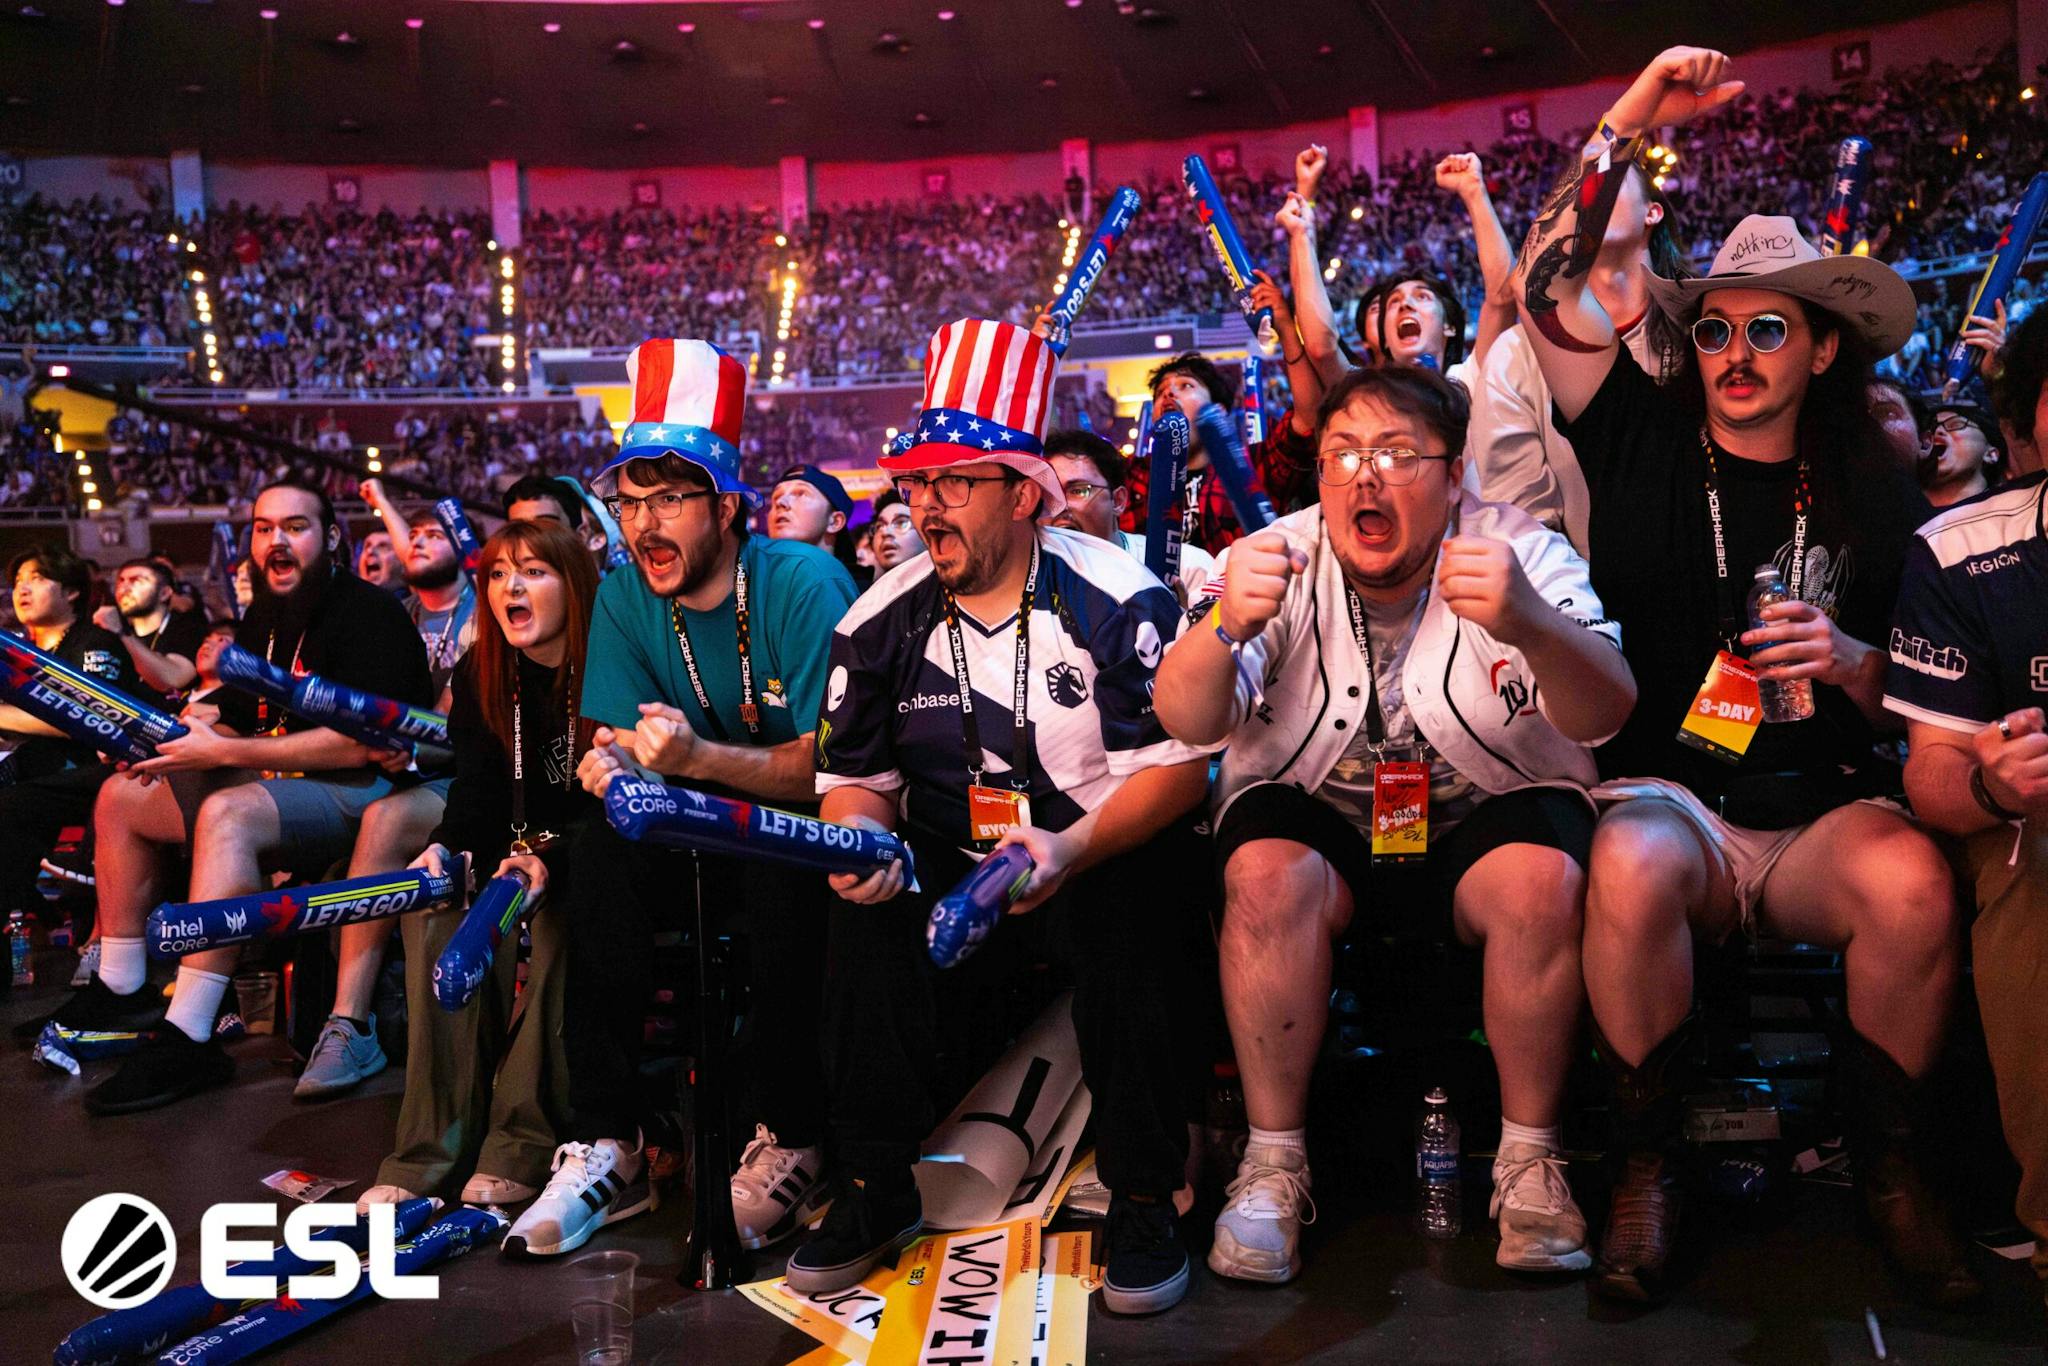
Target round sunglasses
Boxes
[1691,313,1789,355]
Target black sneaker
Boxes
[785,1174,923,1295]
[1101,1195,1190,1315]
[84,1029,233,1115]
[12,978,167,1044]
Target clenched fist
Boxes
[1218,530,1309,642]
[1436,536,1546,645]
[1294,144,1328,200]
[1434,153,1485,200]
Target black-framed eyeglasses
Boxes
[1929,413,1983,436]
[1061,481,1112,505]
[604,489,714,522]
[892,472,1013,509]
[1691,313,1790,355]
[1316,447,1451,487]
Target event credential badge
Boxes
[1677,650,1764,763]
[1371,760,1429,865]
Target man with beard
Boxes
[1511,45,1974,1306]
[27,480,431,1114]
[869,490,924,571]
[506,339,856,1260]
[399,509,478,697]
[93,557,209,698]
[0,547,158,947]
[794,319,1216,1316]
[1155,365,1634,1285]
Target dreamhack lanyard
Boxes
[669,557,760,744]
[942,541,1041,794]
[1699,428,1809,648]
[509,663,574,855]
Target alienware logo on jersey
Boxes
[1045,662,1088,708]
[1134,620,1164,670]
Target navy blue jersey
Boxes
[815,525,1211,851]
[1884,471,2048,733]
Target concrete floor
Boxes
[3,971,2042,1365]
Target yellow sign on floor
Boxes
[869,1221,1040,1366]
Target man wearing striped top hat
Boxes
[792,318,1220,1314]
[504,339,858,1260]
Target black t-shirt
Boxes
[6,620,161,778]
[128,610,209,700]
[1556,350,1930,826]
[430,650,595,869]
[217,568,434,766]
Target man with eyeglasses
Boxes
[1918,385,2005,509]
[1043,429,1215,596]
[797,319,1217,1315]
[1155,364,1634,1287]
[505,339,857,1261]
[1512,46,1973,1306]
[868,490,925,571]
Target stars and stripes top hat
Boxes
[879,318,1066,513]
[591,338,760,507]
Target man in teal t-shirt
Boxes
[507,338,857,1263]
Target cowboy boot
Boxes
[1843,1032,1983,1309]
[1591,1014,1701,1305]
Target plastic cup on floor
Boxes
[568,1249,637,1364]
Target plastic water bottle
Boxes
[1416,1087,1462,1239]
[1746,564,1815,722]
[8,911,32,986]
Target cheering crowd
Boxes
[4,43,2044,397]
[4,41,2048,1334]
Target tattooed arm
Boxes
[1513,46,1743,420]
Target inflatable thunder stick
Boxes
[1944,171,2048,398]
[148,866,461,957]
[1817,137,1873,257]
[216,643,448,752]
[147,1207,507,1366]
[53,1200,442,1366]
[0,631,187,764]
[1182,154,1279,356]
[927,842,1037,970]
[1143,408,1192,584]
[605,776,914,882]
[1043,186,1144,356]
[1241,352,1269,448]
[432,497,485,575]
[1194,402,1278,533]
[432,872,532,1012]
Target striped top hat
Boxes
[880,318,1066,513]
[591,338,759,507]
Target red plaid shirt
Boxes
[1120,406,1317,555]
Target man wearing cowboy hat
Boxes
[796,318,1219,1314]
[1511,46,1975,1307]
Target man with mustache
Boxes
[1512,45,1973,1305]
[796,318,1216,1315]
[28,480,432,1114]
[1155,364,1635,1287]
[507,339,856,1260]
[93,556,209,698]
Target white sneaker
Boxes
[1208,1145,1315,1284]
[1490,1142,1591,1272]
[461,1173,540,1206]
[356,1184,417,1214]
[730,1124,829,1250]
[502,1139,655,1259]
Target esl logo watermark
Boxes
[63,1196,439,1307]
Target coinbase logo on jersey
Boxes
[63,1193,176,1310]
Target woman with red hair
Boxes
[359,519,600,1210]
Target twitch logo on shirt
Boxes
[1890,628,1968,682]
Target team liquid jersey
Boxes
[815,525,1211,852]
[1883,472,2048,733]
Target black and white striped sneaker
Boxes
[501,1138,655,1259]
[730,1124,830,1250]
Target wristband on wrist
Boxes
[1971,763,2025,822]
[1209,601,1240,647]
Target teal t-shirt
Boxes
[582,535,857,746]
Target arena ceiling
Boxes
[0,0,1977,169]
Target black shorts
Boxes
[1214,782,1595,940]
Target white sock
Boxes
[165,967,230,1043]
[1246,1126,1307,1161]
[98,936,147,996]
[1498,1119,1562,1157]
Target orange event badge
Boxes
[1677,650,1763,763]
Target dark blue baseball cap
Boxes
[773,464,854,518]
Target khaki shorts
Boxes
[1590,776,1903,930]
